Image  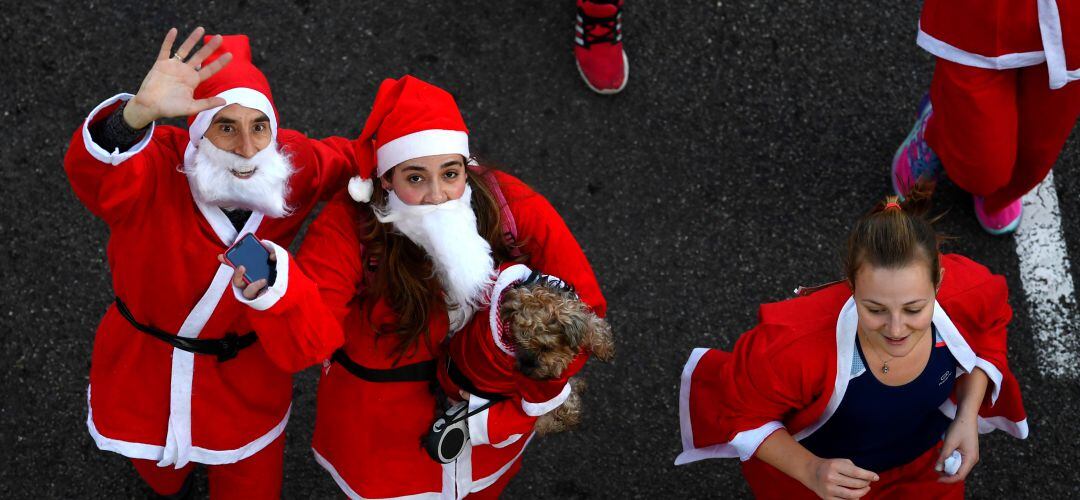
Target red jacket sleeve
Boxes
[232,194,366,371]
[291,133,365,203]
[236,241,346,372]
[676,323,827,464]
[495,172,607,317]
[63,94,181,226]
[468,395,538,448]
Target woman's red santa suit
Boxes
[63,32,359,496]
[248,75,606,499]
[677,180,1027,498]
[676,253,1028,497]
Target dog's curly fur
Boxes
[500,282,614,434]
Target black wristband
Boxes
[88,101,149,153]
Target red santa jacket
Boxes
[918,0,1079,88]
[676,254,1027,466]
[436,264,589,449]
[257,170,606,499]
[63,93,356,468]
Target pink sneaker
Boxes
[574,0,628,95]
[974,196,1022,235]
[891,94,941,198]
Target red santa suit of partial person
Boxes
[676,254,1028,496]
[917,0,1080,213]
[63,35,357,475]
[435,263,590,456]
[258,169,606,499]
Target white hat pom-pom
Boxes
[348,176,374,203]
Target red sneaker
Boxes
[574,0,628,95]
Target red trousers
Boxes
[926,58,1080,213]
[129,435,285,499]
[741,442,963,499]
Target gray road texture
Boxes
[2,0,1079,498]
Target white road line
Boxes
[1015,171,1080,378]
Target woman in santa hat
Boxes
[675,183,1028,498]
[892,0,1080,235]
[233,75,607,498]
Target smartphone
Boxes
[223,233,274,285]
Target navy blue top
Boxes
[800,327,958,473]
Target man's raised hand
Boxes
[123,27,234,129]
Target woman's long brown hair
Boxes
[359,165,523,361]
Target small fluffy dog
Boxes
[438,264,614,437]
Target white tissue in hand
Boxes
[943,450,962,476]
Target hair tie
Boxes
[884,201,902,211]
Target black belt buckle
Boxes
[216,333,240,362]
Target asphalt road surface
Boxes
[2,0,1079,498]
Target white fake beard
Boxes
[375,184,497,315]
[186,138,295,218]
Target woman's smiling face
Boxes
[852,261,939,359]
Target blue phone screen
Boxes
[226,234,272,283]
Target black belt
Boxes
[446,358,507,402]
[331,349,437,383]
[114,297,257,362]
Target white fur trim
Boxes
[81,93,156,165]
[1037,0,1080,89]
[88,389,289,466]
[931,301,979,375]
[675,347,786,464]
[232,240,289,311]
[938,399,1029,439]
[192,196,265,247]
[521,382,572,417]
[468,395,492,446]
[791,298,859,441]
[675,420,785,465]
[973,358,1005,406]
[675,347,707,463]
[916,24,1046,70]
[348,176,374,203]
[158,212,263,468]
[376,129,469,177]
[312,449,446,500]
[86,385,164,461]
[469,434,533,494]
[488,264,534,355]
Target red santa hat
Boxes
[347,76,470,203]
[182,35,279,166]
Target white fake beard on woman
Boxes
[375,184,497,322]
[186,138,295,218]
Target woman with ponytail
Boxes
[675,183,1028,499]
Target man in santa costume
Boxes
[892,0,1080,235]
[238,75,607,498]
[63,28,360,497]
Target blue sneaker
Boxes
[892,94,943,198]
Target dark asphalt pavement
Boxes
[2,0,1079,498]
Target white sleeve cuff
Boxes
[232,241,290,311]
[972,358,1004,406]
[81,93,156,165]
[674,420,785,465]
[467,396,492,446]
[520,382,572,417]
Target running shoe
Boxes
[574,0,628,94]
[974,196,1023,235]
[891,94,942,197]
